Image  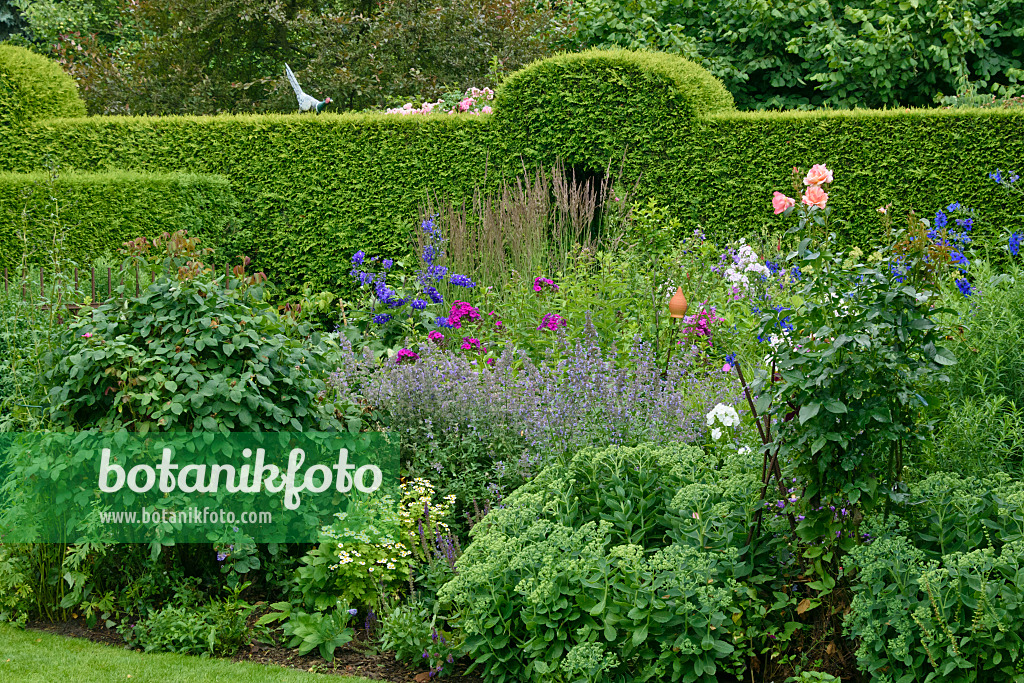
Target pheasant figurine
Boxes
[285,63,332,114]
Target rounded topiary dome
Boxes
[0,44,87,125]
[494,49,735,167]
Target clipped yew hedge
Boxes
[1,49,1023,293]
[0,45,86,126]
[0,170,238,272]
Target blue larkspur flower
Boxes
[990,169,1004,184]
[1010,232,1021,257]
[425,286,444,304]
[410,298,427,310]
[373,313,393,324]
[766,261,780,275]
[449,274,476,288]
[955,278,973,297]
[934,210,948,230]
[352,250,365,265]
[946,202,961,212]
[790,266,802,281]
[950,251,969,272]
[725,353,737,365]
[382,258,394,270]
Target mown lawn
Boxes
[0,625,376,683]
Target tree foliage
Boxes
[562,0,1024,110]
[36,0,555,114]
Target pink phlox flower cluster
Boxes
[447,301,481,328]
[533,276,559,293]
[427,330,445,345]
[395,348,420,364]
[682,305,724,341]
[460,337,486,352]
[537,313,567,331]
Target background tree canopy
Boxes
[4,0,1024,114]
[559,0,1024,110]
[4,0,555,115]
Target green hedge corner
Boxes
[0,170,238,272]
[0,45,87,126]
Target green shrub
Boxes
[42,241,346,433]
[0,170,238,273]
[256,601,354,662]
[291,495,412,610]
[0,44,85,125]
[119,596,256,657]
[378,601,465,678]
[927,395,1024,478]
[942,261,1024,406]
[438,442,769,683]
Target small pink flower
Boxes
[803,164,833,187]
[877,205,888,214]
[722,363,732,372]
[802,185,829,210]
[772,191,795,215]
[82,332,93,338]
[481,105,492,114]
[458,98,474,112]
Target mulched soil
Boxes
[28,620,484,682]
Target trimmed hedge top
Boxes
[494,49,735,167]
[0,45,86,126]
[0,170,237,272]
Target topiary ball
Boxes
[0,44,87,126]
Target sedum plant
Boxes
[438,441,776,683]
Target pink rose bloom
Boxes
[802,185,829,209]
[772,191,795,215]
[458,98,474,112]
[803,164,833,187]
[481,105,492,114]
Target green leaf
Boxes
[824,399,847,414]
[799,403,820,424]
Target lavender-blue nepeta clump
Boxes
[328,317,740,498]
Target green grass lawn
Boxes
[0,625,377,683]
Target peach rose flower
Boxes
[772,191,796,214]
[802,185,829,209]
[803,164,834,187]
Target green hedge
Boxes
[668,108,1024,253]
[0,50,1022,295]
[0,45,86,126]
[0,170,238,272]
[493,48,734,171]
